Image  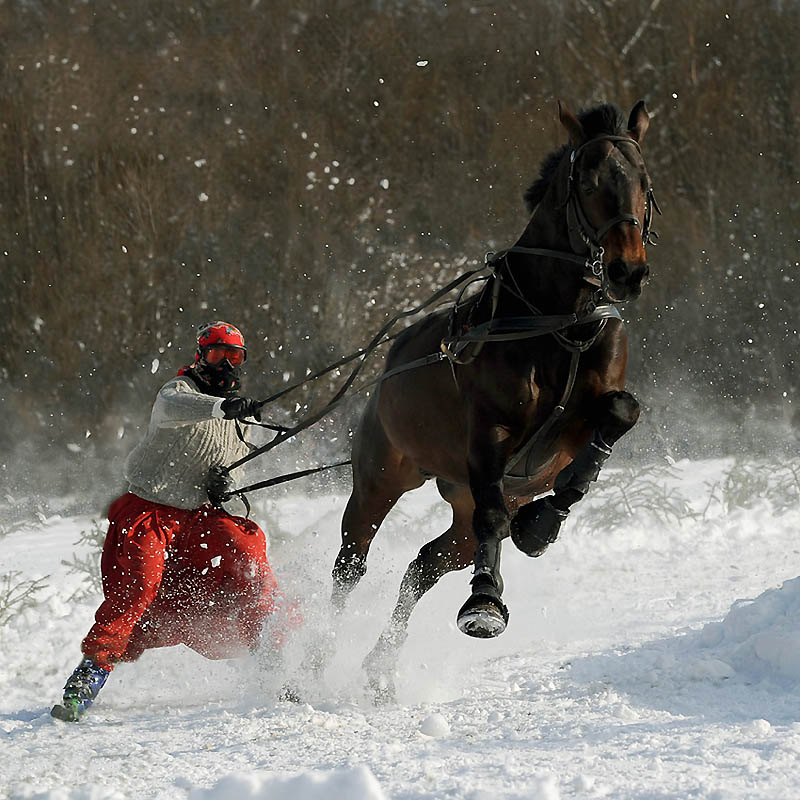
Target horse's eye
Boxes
[581,171,600,194]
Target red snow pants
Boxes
[82,492,284,669]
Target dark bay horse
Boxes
[331,101,658,700]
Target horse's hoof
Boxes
[510,497,568,558]
[456,594,509,638]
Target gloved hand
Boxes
[220,396,262,421]
[207,465,232,507]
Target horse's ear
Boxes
[558,100,585,145]
[627,99,650,143]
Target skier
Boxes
[52,321,288,721]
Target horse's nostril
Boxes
[607,260,628,283]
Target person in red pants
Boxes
[52,322,291,721]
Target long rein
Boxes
[213,262,491,509]
[216,135,660,507]
[214,254,622,510]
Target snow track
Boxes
[2,457,800,799]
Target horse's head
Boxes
[557,100,657,303]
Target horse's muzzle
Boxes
[605,259,649,302]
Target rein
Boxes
[211,262,493,505]
[216,284,622,508]
[213,132,660,506]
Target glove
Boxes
[220,396,262,422]
[207,465,232,507]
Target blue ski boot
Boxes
[51,658,110,722]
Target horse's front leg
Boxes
[456,424,512,638]
[511,390,640,557]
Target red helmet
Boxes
[195,321,246,365]
[197,321,245,350]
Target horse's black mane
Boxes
[524,103,627,212]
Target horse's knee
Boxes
[549,391,639,511]
[473,504,509,538]
[595,390,640,445]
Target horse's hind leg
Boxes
[304,466,401,680]
[363,479,475,703]
[331,480,403,611]
[300,405,418,682]
[331,400,422,612]
[511,390,640,557]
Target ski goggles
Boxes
[202,344,247,366]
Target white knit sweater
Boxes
[124,377,250,509]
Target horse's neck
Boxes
[498,206,592,316]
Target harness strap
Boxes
[359,352,447,391]
[490,244,607,292]
[490,245,591,269]
[504,347,581,479]
[222,263,491,476]
[441,305,621,346]
[443,268,502,366]
[222,306,618,501]
[357,306,620,391]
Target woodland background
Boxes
[1,0,798,502]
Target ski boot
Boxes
[51,658,110,722]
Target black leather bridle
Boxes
[490,133,661,304]
[565,133,660,252]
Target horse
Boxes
[330,100,659,701]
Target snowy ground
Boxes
[2,456,800,799]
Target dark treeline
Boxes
[1,0,798,498]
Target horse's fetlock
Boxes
[471,570,504,597]
[474,536,502,573]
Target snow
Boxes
[2,456,800,798]
[187,765,387,800]
[419,712,450,738]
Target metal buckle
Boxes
[590,246,605,277]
